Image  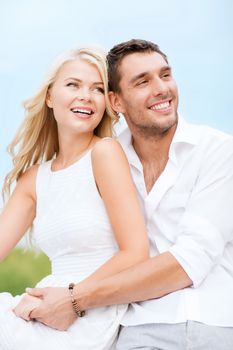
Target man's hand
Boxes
[27,287,77,331]
[13,293,42,321]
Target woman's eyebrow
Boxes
[64,77,104,85]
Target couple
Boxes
[0,39,233,349]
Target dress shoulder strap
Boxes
[36,160,52,197]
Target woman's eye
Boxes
[66,82,77,87]
[94,87,104,94]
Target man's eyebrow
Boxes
[160,66,172,73]
[129,72,148,85]
[129,65,172,85]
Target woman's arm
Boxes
[25,139,150,327]
[0,165,37,262]
[80,138,149,284]
[18,139,150,327]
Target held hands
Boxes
[13,293,42,321]
[26,287,77,331]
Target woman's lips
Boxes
[70,107,94,118]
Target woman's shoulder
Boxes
[14,164,40,199]
[18,164,40,183]
[92,137,123,159]
[91,137,129,179]
[17,160,51,189]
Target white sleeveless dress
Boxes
[0,149,127,350]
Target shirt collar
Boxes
[172,116,201,146]
[168,116,201,165]
[118,116,201,168]
[118,127,142,170]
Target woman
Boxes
[0,47,149,349]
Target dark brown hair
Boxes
[107,39,168,92]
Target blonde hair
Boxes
[3,47,118,197]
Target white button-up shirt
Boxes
[118,117,233,327]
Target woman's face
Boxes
[47,59,106,136]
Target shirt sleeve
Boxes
[169,136,233,288]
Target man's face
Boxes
[111,52,179,137]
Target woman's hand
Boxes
[13,293,42,321]
[27,287,77,330]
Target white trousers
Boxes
[116,321,233,350]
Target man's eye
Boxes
[162,73,171,79]
[137,80,148,86]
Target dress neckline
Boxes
[49,148,92,174]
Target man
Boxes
[25,39,233,349]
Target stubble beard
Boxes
[128,111,178,140]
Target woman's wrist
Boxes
[68,283,85,317]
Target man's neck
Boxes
[132,124,176,162]
[131,125,176,193]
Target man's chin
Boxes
[157,112,178,129]
[141,115,177,136]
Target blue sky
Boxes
[1,0,233,194]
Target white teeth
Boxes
[151,101,170,110]
[72,108,92,115]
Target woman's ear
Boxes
[108,91,125,114]
[46,90,53,108]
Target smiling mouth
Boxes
[149,100,172,112]
[71,108,94,115]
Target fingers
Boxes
[26,287,45,298]
[13,305,31,321]
[29,307,40,319]
[13,293,42,322]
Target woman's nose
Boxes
[77,88,91,101]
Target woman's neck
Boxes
[54,132,97,169]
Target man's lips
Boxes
[149,99,172,113]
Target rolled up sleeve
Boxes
[169,137,233,287]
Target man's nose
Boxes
[151,78,168,96]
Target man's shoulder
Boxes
[184,121,233,169]
[118,127,131,142]
[117,127,132,153]
[201,124,232,140]
[184,119,233,146]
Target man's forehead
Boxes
[119,51,169,78]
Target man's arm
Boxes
[28,251,191,330]
[78,251,192,309]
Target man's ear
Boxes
[108,91,125,114]
[46,90,53,108]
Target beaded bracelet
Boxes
[68,283,85,317]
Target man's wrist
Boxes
[72,281,98,311]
